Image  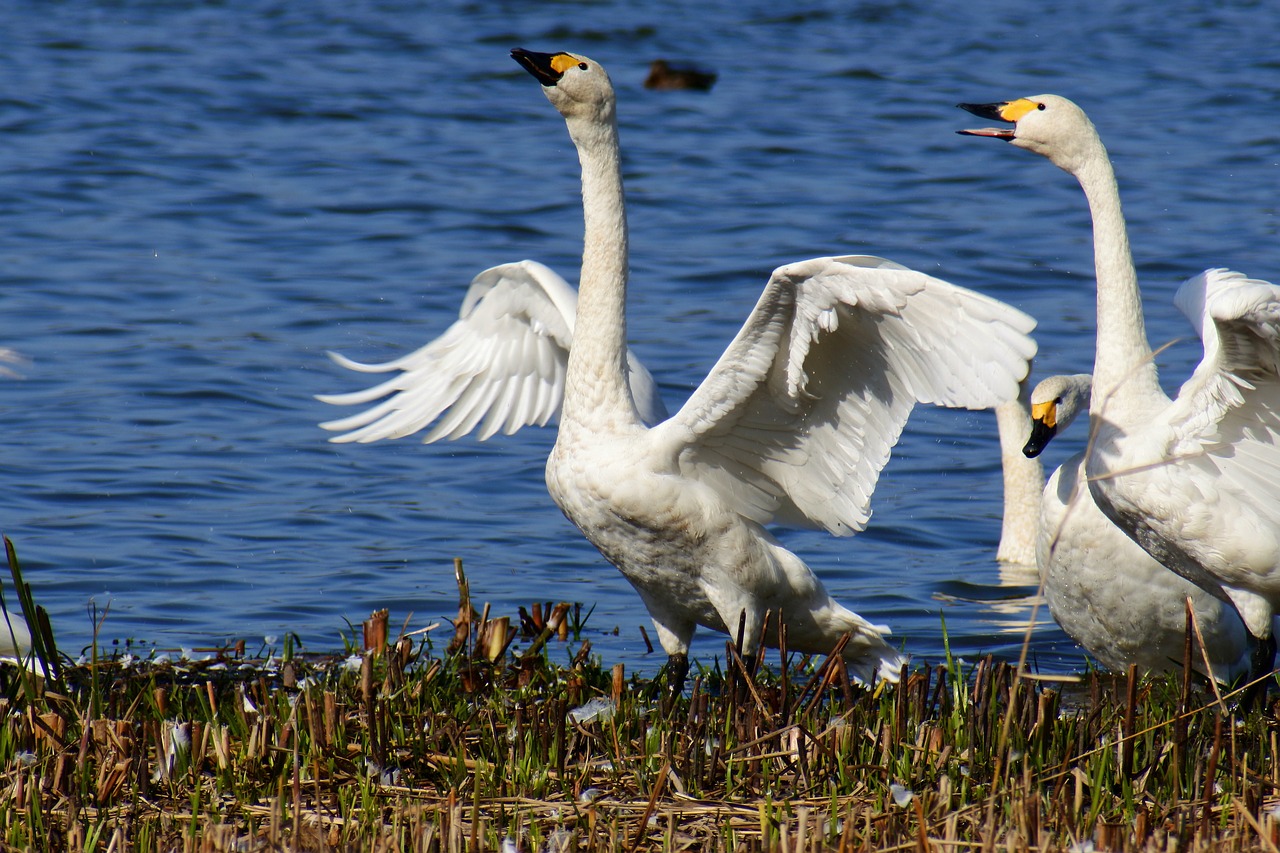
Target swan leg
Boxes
[1240,633,1276,712]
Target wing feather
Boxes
[1168,268,1280,524]
[319,260,667,443]
[654,255,1037,535]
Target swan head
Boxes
[511,48,616,125]
[1023,373,1092,458]
[957,95,1103,174]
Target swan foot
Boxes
[1238,633,1276,713]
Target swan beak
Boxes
[511,48,574,87]
[956,100,1027,140]
[1022,400,1059,458]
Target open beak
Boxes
[956,102,1016,140]
[511,48,566,87]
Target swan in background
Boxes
[993,380,1042,569]
[960,96,1280,696]
[1024,373,1251,679]
[0,605,47,679]
[318,260,666,442]
[502,47,1035,689]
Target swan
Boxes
[321,269,1051,655]
[1023,372,1251,679]
[960,96,1280,693]
[993,381,1043,568]
[318,259,666,443]
[500,47,1036,689]
[0,605,47,679]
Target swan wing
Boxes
[319,260,666,443]
[658,255,1037,535]
[1168,268,1280,519]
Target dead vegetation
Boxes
[3,551,1280,851]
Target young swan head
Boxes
[1023,373,1093,458]
[511,48,615,124]
[956,94,1103,175]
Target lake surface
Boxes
[1,0,1275,674]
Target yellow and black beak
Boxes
[956,99,1039,141]
[511,48,574,87]
[1022,400,1059,458]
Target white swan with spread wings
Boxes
[502,49,1035,686]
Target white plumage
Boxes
[325,50,1039,687]
[505,48,1035,686]
[1021,372,1251,679]
[319,259,666,442]
[993,380,1043,568]
[961,95,1280,689]
[0,605,46,679]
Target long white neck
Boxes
[1073,149,1162,416]
[994,385,1043,566]
[560,110,637,430]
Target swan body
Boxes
[0,605,46,679]
[1025,373,1251,678]
[961,96,1280,685]
[512,48,1037,685]
[319,260,666,443]
[0,606,32,659]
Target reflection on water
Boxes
[935,560,1048,640]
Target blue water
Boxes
[1,1,1275,674]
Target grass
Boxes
[3,548,1280,851]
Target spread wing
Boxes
[649,255,1037,535]
[1169,268,1280,523]
[319,260,666,443]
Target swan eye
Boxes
[1037,102,1046,111]
[578,62,589,71]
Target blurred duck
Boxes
[644,59,717,91]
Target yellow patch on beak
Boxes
[550,53,581,74]
[999,98,1041,122]
[1030,400,1057,429]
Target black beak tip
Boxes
[1022,418,1057,459]
[510,48,562,86]
[957,102,988,118]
